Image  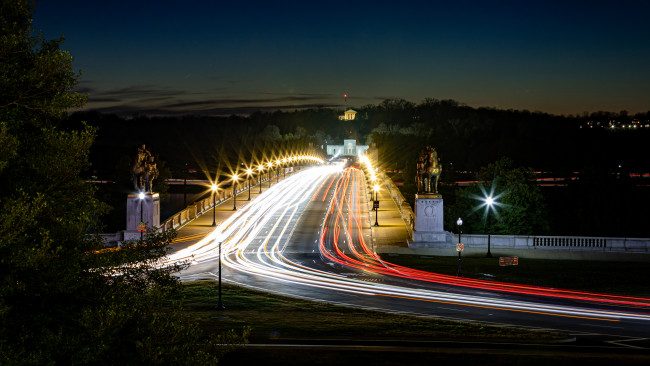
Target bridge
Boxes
[107,151,650,344]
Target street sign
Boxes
[373,201,379,209]
[499,256,518,266]
[456,243,464,252]
[138,222,147,232]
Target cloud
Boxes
[78,83,350,116]
[93,85,187,99]
[87,97,121,102]
[86,102,341,117]
[75,86,96,94]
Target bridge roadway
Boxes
[163,164,650,349]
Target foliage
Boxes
[446,157,551,235]
[0,1,247,364]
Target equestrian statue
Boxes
[416,145,442,195]
[131,144,159,193]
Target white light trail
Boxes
[160,165,650,323]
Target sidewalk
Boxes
[366,176,412,253]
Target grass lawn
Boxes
[379,254,650,297]
[180,280,566,344]
[180,280,650,366]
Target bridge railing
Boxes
[453,234,650,252]
[158,176,271,232]
[383,174,414,241]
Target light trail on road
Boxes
[322,168,650,308]
[162,165,650,326]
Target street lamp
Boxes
[457,217,463,277]
[370,176,377,203]
[246,168,253,200]
[232,174,239,211]
[282,158,287,179]
[373,184,379,226]
[486,196,494,258]
[216,241,225,310]
[267,162,273,187]
[138,191,145,239]
[258,165,263,193]
[276,160,281,182]
[211,183,218,227]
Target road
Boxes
[162,164,650,347]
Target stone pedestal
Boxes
[413,193,446,243]
[124,193,160,241]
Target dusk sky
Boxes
[34,1,650,116]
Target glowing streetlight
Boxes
[246,168,253,200]
[211,183,218,227]
[456,217,463,276]
[486,195,494,258]
[258,165,263,193]
[267,162,273,187]
[232,174,239,211]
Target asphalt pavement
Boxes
[170,166,650,349]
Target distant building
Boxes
[338,109,357,121]
[326,139,369,156]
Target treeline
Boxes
[69,98,650,237]
[71,98,650,177]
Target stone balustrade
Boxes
[450,233,650,252]
[383,174,414,240]
[158,178,267,232]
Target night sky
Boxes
[34,0,650,116]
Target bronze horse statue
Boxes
[131,144,158,192]
[416,146,442,194]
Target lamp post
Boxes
[282,158,287,179]
[373,184,379,227]
[276,160,281,182]
[232,174,238,211]
[486,196,493,258]
[267,162,273,188]
[246,168,252,200]
[211,184,218,226]
[138,192,145,239]
[457,217,463,277]
[216,241,225,310]
[258,165,263,193]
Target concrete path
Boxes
[368,178,412,253]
